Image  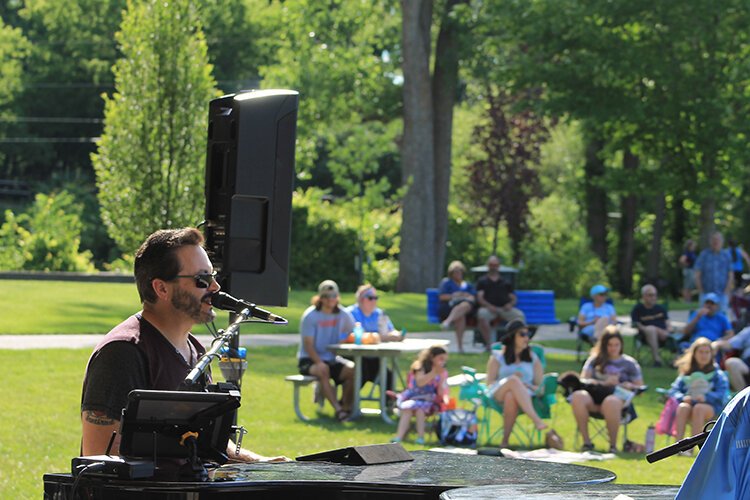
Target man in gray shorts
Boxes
[297,280,356,421]
[475,255,525,348]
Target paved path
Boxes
[0,310,690,355]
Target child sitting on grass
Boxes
[391,345,449,445]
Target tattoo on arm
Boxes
[84,410,115,426]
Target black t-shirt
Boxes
[81,342,149,420]
[476,274,514,308]
[81,315,207,420]
[631,303,668,329]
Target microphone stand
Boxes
[646,420,715,463]
[180,307,251,391]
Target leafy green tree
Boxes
[92,0,218,253]
[1,0,125,181]
[0,18,30,166]
[461,87,548,262]
[475,0,750,293]
[255,0,405,285]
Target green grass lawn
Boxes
[0,280,435,335]
[0,280,699,335]
[3,346,693,498]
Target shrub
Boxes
[0,191,94,272]
[290,192,359,292]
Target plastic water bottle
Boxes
[645,424,656,454]
[238,347,247,359]
[353,322,364,345]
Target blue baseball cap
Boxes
[590,284,609,297]
[704,292,720,304]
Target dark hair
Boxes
[134,227,205,304]
[412,345,448,374]
[503,330,532,364]
[590,326,623,373]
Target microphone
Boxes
[210,291,287,323]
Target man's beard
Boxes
[172,287,215,323]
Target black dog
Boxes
[557,370,614,405]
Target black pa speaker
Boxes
[204,89,299,306]
[296,443,413,465]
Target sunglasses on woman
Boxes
[172,271,218,289]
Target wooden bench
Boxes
[285,374,320,422]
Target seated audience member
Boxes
[631,284,672,367]
[476,255,525,349]
[485,319,547,448]
[438,260,476,354]
[577,284,617,341]
[713,325,750,392]
[392,345,450,445]
[683,292,734,345]
[347,284,402,388]
[571,326,644,453]
[298,280,356,422]
[667,338,729,450]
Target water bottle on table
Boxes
[353,322,364,345]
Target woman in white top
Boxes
[485,319,547,448]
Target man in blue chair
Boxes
[683,293,734,346]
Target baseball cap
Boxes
[704,292,720,304]
[318,280,339,296]
[590,284,609,297]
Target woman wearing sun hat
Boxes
[485,319,548,448]
[577,284,617,341]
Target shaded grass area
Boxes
[3,346,692,498]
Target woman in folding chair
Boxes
[485,319,548,449]
[667,337,729,453]
[571,325,644,453]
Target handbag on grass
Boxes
[655,396,678,436]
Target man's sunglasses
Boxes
[172,271,218,289]
[364,295,378,301]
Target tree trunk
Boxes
[671,194,687,251]
[397,0,436,292]
[647,192,666,281]
[431,0,465,285]
[583,136,608,262]
[615,150,638,296]
[699,197,716,247]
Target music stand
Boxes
[118,389,240,480]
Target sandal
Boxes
[336,409,350,422]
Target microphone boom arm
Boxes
[646,420,715,463]
[180,307,251,391]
